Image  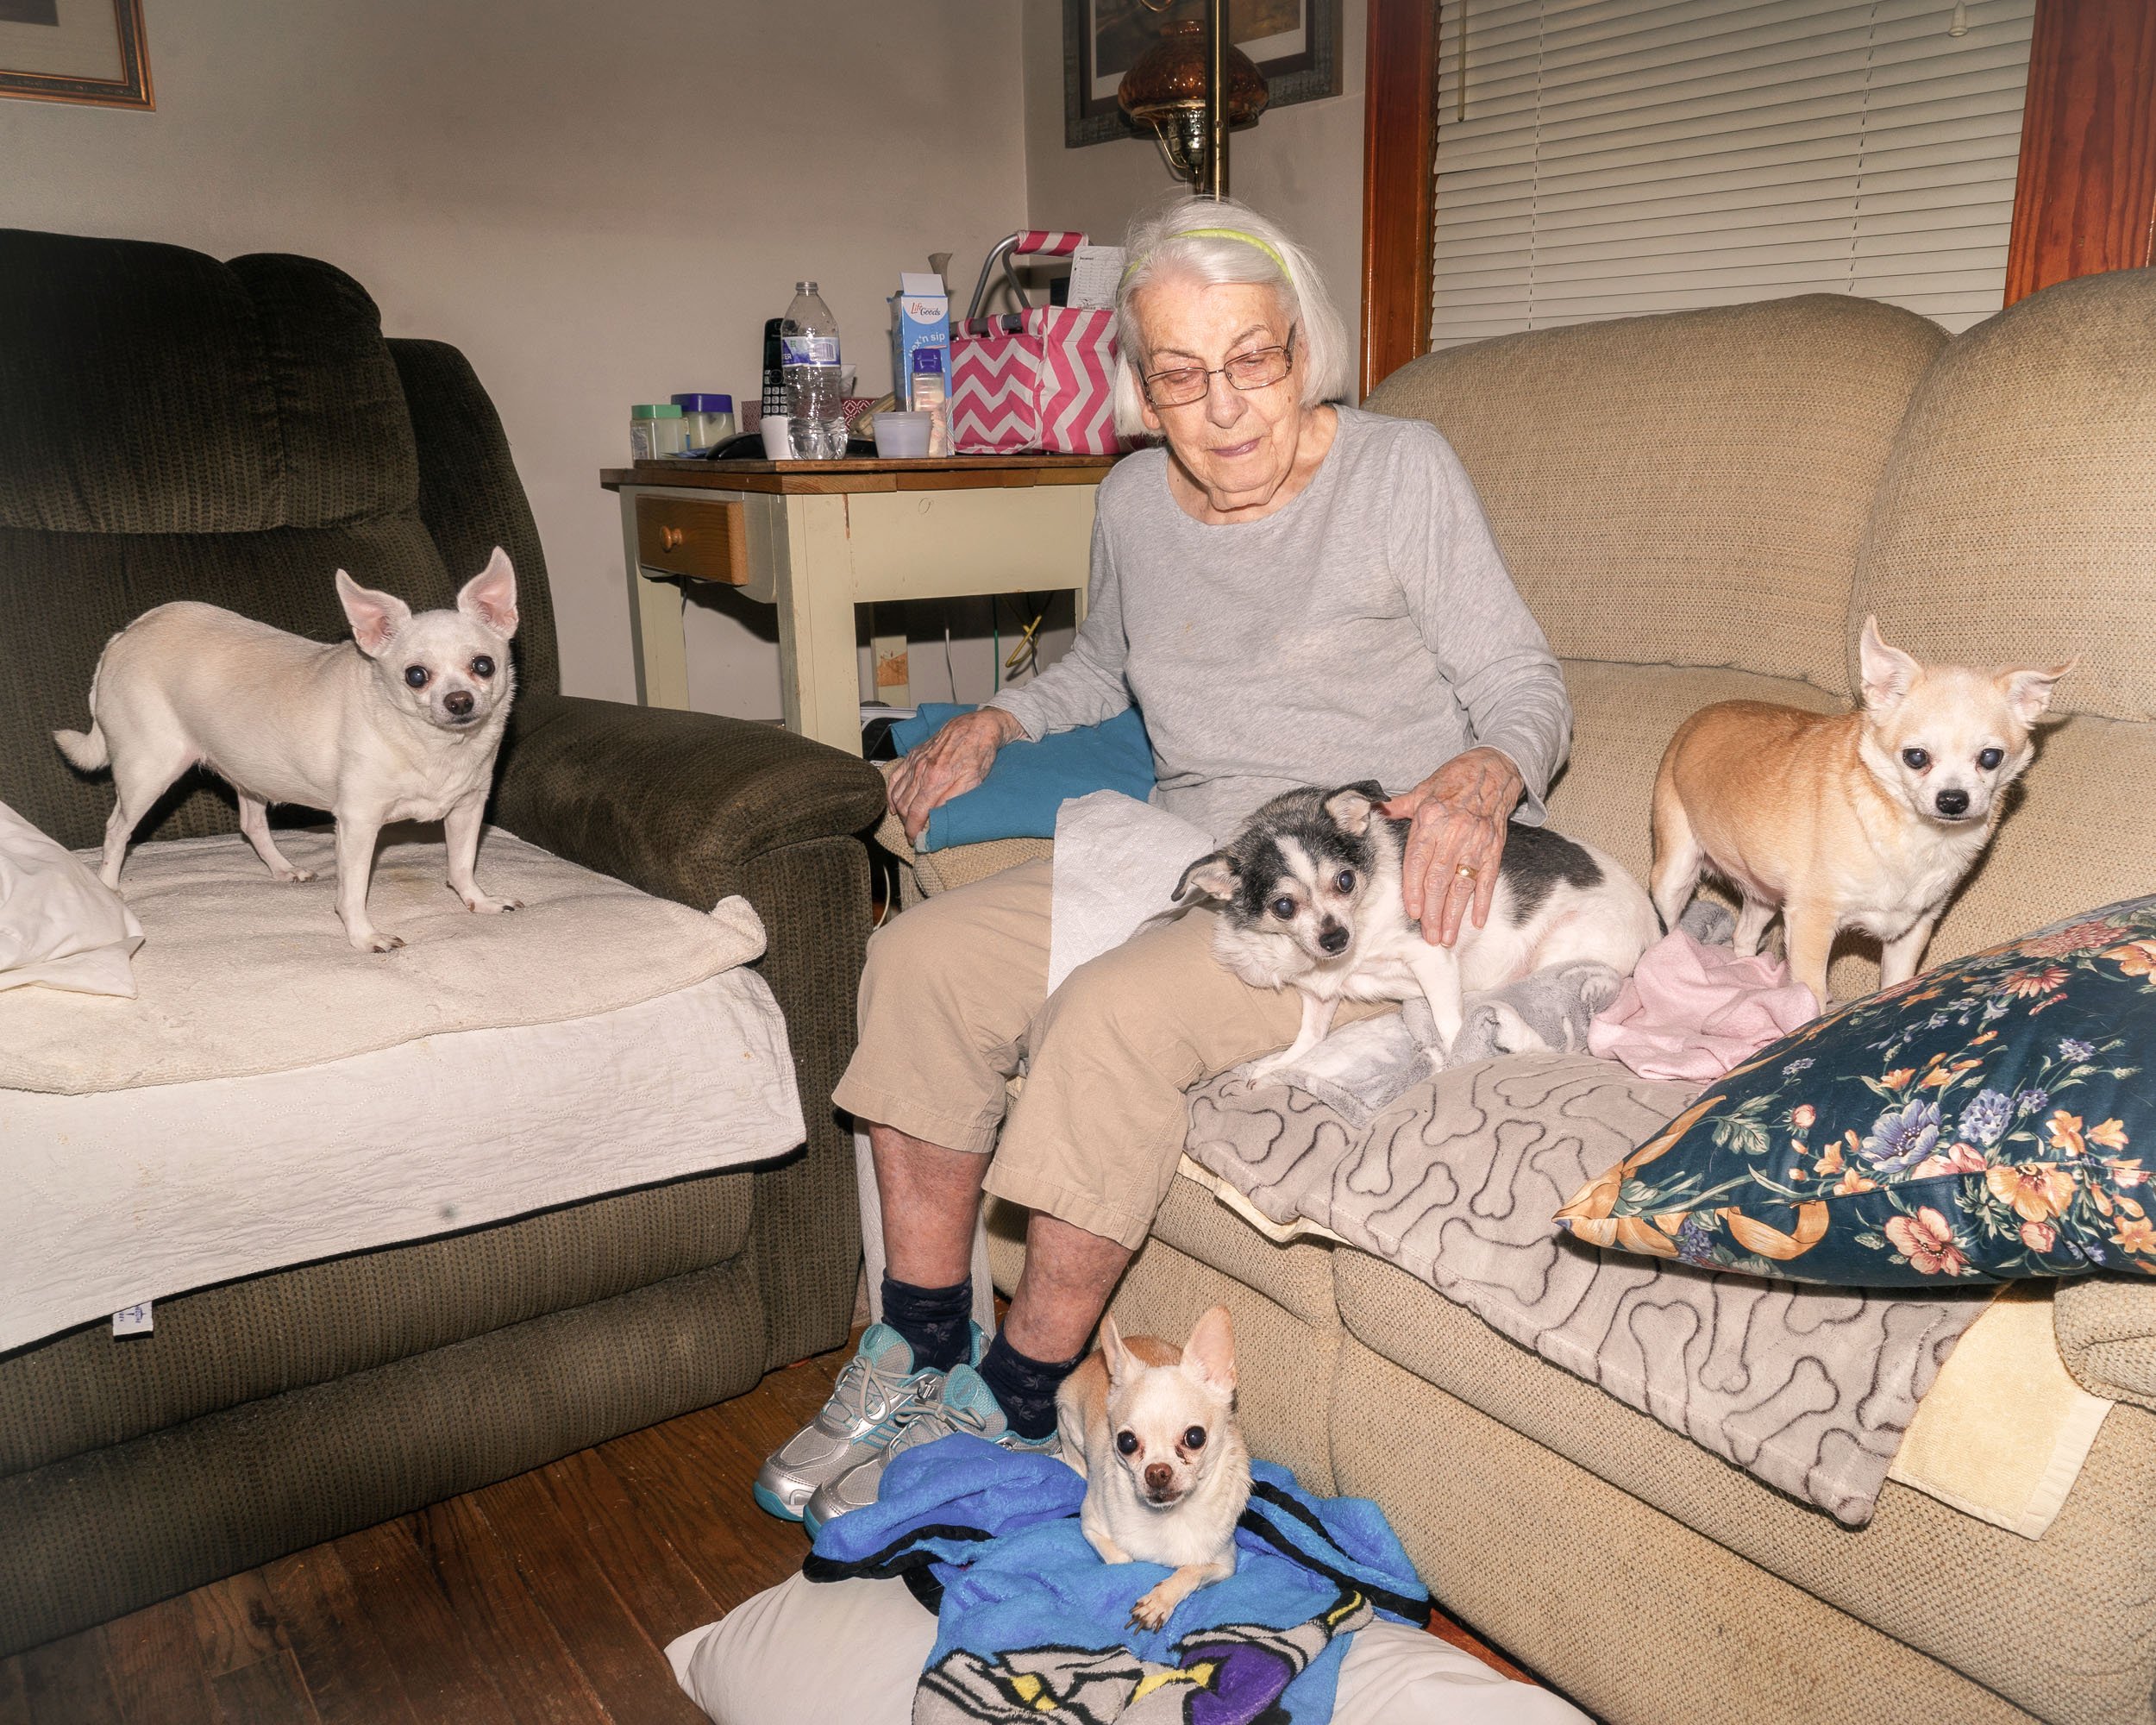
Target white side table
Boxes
[602,455,1111,755]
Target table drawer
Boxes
[636,495,749,585]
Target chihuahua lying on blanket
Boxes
[1057,1306,1251,1632]
[54,551,522,953]
[1176,781,1656,1073]
[1651,617,2072,1007]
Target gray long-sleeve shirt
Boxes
[987,406,1571,843]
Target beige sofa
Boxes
[880,273,2156,1725]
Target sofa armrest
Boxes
[2057,1276,2156,1414]
[492,691,887,910]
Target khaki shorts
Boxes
[833,857,1383,1251]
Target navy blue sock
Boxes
[880,1274,972,1374]
[978,1329,1087,1441]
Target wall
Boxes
[0,0,1031,712]
[1021,0,1369,388]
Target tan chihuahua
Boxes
[1651,618,2071,1008]
[1056,1306,1250,1632]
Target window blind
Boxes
[1428,0,2036,347]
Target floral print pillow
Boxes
[1556,896,2156,1285]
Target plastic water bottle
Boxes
[782,282,845,461]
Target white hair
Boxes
[1111,194,1350,439]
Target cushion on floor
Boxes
[667,1571,1587,1725]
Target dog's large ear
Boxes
[1179,1304,1237,1397]
[335,569,412,658]
[1322,780,1387,835]
[1174,850,1239,903]
[1100,1314,1138,1387]
[1858,615,1921,712]
[1995,656,2077,727]
[457,547,520,639]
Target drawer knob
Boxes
[661,524,684,551]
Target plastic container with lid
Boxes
[672,392,736,455]
[630,402,685,461]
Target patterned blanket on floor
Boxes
[1185,1052,1991,1525]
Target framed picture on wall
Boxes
[1064,0,1340,147]
[0,0,151,110]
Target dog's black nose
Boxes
[445,690,474,717]
[1318,923,1350,955]
[1934,787,1970,817]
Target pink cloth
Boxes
[1589,929,1818,1085]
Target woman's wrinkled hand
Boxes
[1382,747,1525,947]
[888,706,1025,844]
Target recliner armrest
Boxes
[491,692,887,911]
[2057,1276,2156,1414]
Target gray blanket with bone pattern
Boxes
[1184,1051,1989,1525]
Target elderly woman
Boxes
[758,197,1569,1526]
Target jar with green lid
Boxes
[630,402,685,461]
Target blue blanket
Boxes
[805,1434,1427,1725]
[887,703,1155,852]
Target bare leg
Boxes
[237,794,314,881]
[334,812,397,951]
[1879,915,1937,988]
[1732,895,1776,958]
[444,796,521,913]
[1003,1213,1131,1364]
[1131,1559,1237,1630]
[1784,900,1837,1010]
[871,1121,987,1289]
[870,1120,1130,1364]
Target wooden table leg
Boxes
[619,489,690,710]
[774,494,868,754]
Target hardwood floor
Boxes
[0,1339,1538,1723]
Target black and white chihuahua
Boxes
[1175,781,1657,1075]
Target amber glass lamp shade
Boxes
[1117,18,1269,191]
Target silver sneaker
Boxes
[754,1323,952,1522]
[800,1360,1061,1535]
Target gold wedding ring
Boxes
[1456,863,1479,881]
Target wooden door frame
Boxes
[1357,0,1440,398]
[2004,0,2156,303]
[1358,0,2156,390]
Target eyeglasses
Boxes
[1142,327,1298,409]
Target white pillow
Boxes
[667,1571,1589,1725]
[0,800,142,997]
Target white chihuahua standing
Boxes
[54,549,523,953]
[1056,1305,1251,1632]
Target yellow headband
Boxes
[1121,228,1293,285]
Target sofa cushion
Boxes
[1335,1253,2156,1724]
[1188,1053,1986,1523]
[1367,295,1943,695]
[2057,1273,2156,1414]
[0,232,418,536]
[1854,267,2156,726]
[1559,894,2156,1288]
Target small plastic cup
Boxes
[873,411,934,459]
[759,416,793,461]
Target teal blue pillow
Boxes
[887,704,1154,853]
[1557,896,2156,1285]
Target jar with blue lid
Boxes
[673,393,736,455]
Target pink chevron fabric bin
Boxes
[950,306,1119,455]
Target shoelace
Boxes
[824,1353,936,1440]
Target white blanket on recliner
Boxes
[0,826,766,1093]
